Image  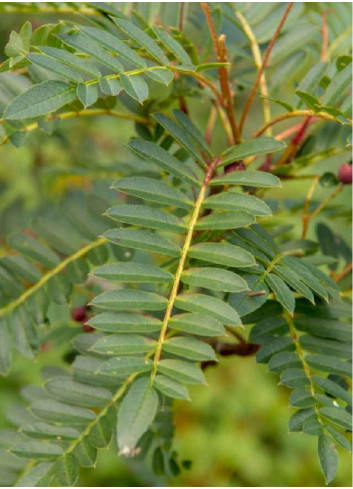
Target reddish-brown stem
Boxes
[239,2,294,136]
[334,262,353,283]
[201,2,239,143]
[321,11,328,61]
[274,116,312,168]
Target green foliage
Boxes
[0,2,351,486]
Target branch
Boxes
[253,109,342,138]
[0,109,149,146]
[273,116,312,168]
[238,2,294,136]
[309,184,344,221]
[321,10,329,61]
[201,3,239,143]
[302,176,319,239]
[235,10,272,135]
[0,237,107,317]
[334,262,353,283]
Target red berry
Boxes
[338,163,352,184]
[82,323,94,333]
[71,306,88,322]
[224,160,246,174]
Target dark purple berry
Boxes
[224,160,246,174]
[71,306,88,322]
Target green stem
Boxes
[0,237,107,317]
[150,158,220,382]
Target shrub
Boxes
[0,2,351,486]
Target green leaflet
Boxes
[90,334,155,355]
[21,422,80,441]
[87,312,162,334]
[181,267,249,293]
[312,376,351,404]
[53,454,79,486]
[305,354,352,377]
[73,355,123,387]
[169,312,225,337]
[219,138,286,167]
[1,255,41,283]
[175,293,242,326]
[154,27,192,66]
[249,316,288,343]
[117,377,159,455]
[318,434,338,484]
[99,78,123,96]
[76,83,98,108]
[104,228,181,257]
[16,462,53,487]
[273,265,315,304]
[111,176,193,209]
[88,414,113,448]
[157,359,206,384]
[163,336,217,361]
[128,139,200,185]
[154,113,204,165]
[112,18,167,65]
[80,26,147,68]
[31,399,96,424]
[145,68,174,85]
[256,337,294,363]
[58,32,124,73]
[229,273,269,318]
[27,53,83,82]
[289,408,316,432]
[188,242,255,268]
[325,426,352,452]
[173,109,212,156]
[91,289,168,311]
[265,273,295,315]
[322,63,352,106]
[106,204,187,232]
[120,74,148,104]
[154,375,190,400]
[97,357,152,377]
[294,317,351,342]
[297,61,327,94]
[93,262,173,283]
[320,407,352,431]
[73,438,97,467]
[39,46,101,78]
[4,80,76,120]
[289,388,316,408]
[11,441,63,459]
[44,377,112,407]
[299,335,351,359]
[280,368,309,388]
[211,170,281,188]
[268,352,302,373]
[203,191,272,216]
[283,257,329,301]
[195,210,255,230]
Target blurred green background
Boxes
[0,5,351,487]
